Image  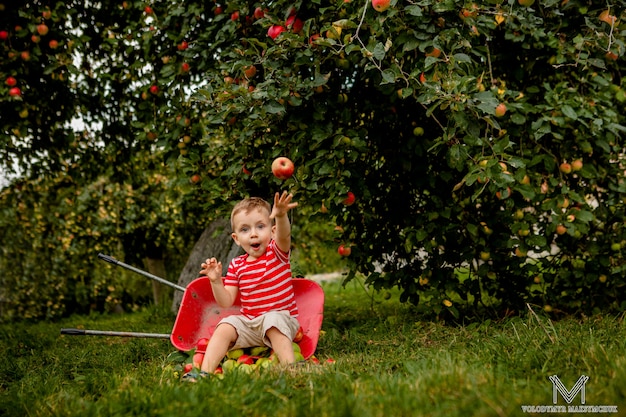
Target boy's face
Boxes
[231,208,274,260]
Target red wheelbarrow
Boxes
[61,254,325,359]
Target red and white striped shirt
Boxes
[224,240,298,319]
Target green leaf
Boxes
[561,105,577,120]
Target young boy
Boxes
[197,191,300,375]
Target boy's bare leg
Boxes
[201,323,237,373]
[266,327,295,364]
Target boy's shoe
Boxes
[181,370,209,382]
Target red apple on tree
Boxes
[0,31,9,41]
[48,39,58,49]
[144,6,153,14]
[5,76,17,87]
[271,157,295,180]
[8,87,21,97]
[495,103,507,117]
[181,62,190,72]
[253,7,265,19]
[149,85,159,94]
[338,245,352,257]
[342,191,356,206]
[268,25,286,40]
[372,0,390,12]
[36,24,49,36]
[285,16,303,33]
[177,41,188,51]
[559,162,572,174]
[243,65,257,79]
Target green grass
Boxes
[1,279,625,417]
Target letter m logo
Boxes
[549,375,590,404]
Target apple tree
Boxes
[170,0,626,316]
[2,0,626,320]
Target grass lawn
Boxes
[1,278,625,417]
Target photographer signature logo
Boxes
[521,375,618,414]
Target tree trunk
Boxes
[171,218,242,313]
[143,257,167,305]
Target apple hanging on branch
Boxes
[271,157,295,180]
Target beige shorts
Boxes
[218,310,300,349]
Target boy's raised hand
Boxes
[270,191,298,219]
[200,257,222,283]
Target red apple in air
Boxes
[372,0,390,12]
[8,87,21,97]
[271,157,295,180]
[5,76,17,86]
[268,25,286,40]
[342,191,356,206]
[338,245,352,257]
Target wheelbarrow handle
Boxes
[61,328,171,339]
[97,253,186,292]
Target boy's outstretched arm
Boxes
[270,191,298,254]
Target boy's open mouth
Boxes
[251,243,261,250]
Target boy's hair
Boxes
[230,197,271,230]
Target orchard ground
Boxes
[1,278,625,417]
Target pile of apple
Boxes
[178,326,334,377]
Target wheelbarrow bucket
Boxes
[62,254,325,359]
[171,277,324,359]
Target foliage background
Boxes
[1,0,625,321]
